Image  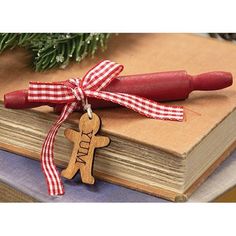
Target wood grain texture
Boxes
[61,113,110,184]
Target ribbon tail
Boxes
[86,91,184,121]
[41,102,77,196]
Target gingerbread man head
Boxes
[79,112,101,134]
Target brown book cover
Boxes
[0,33,236,201]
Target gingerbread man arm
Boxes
[94,136,110,148]
[64,128,80,143]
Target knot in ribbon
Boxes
[66,79,86,105]
[28,60,184,196]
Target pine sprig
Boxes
[209,33,236,41]
[0,33,110,71]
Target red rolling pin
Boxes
[4,70,233,111]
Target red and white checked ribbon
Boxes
[28,60,184,196]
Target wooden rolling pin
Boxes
[4,70,233,111]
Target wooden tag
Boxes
[61,112,110,184]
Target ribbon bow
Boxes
[28,60,184,196]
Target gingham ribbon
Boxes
[28,60,184,196]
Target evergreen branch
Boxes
[0,33,111,72]
[209,33,236,41]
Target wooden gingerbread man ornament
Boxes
[61,112,110,184]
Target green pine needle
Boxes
[0,33,110,72]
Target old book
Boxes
[0,34,236,202]
[0,149,166,202]
[1,149,235,202]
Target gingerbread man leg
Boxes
[80,161,95,184]
[61,129,81,179]
[61,153,83,179]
